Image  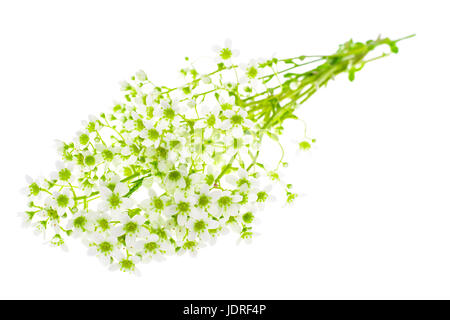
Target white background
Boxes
[1,0,449,299]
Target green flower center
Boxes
[97,218,110,231]
[73,216,87,229]
[119,259,135,271]
[79,134,89,145]
[299,141,311,150]
[163,108,175,120]
[197,194,210,208]
[108,193,122,208]
[177,201,190,213]
[102,150,114,161]
[219,48,232,60]
[56,194,69,207]
[124,221,138,234]
[168,170,181,181]
[153,198,164,210]
[148,128,159,141]
[230,114,243,125]
[218,196,232,208]
[58,168,71,181]
[193,220,206,232]
[144,242,158,252]
[98,241,113,254]
[257,191,268,202]
[242,212,254,224]
[85,155,95,166]
[29,182,40,196]
[247,66,258,79]
[156,147,168,159]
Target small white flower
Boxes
[109,250,140,275]
[74,130,93,150]
[50,189,74,215]
[135,69,147,82]
[165,167,188,190]
[218,93,236,111]
[186,208,219,236]
[209,189,242,219]
[98,177,133,214]
[51,161,76,184]
[24,175,44,199]
[111,213,147,238]
[212,39,239,65]
[67,210,93,235]
[141,233,160,254]
[91,211,113,233]
[193,104,221,138]
[156,99,180,122]
[81,150,100,170]
[87,233,118,264]
[189,185,211,211]
[174,190,196,214]
[239,59,261,82]
[140,120,161,147]
[220,107,253,138]
[224,168,254,192]
[249,184,275,209]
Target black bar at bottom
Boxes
[0,300,446,318]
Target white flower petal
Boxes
[115,182,129,196]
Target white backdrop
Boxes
[1,0,449,299]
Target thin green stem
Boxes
[215,153,238,184]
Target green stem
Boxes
[242,34,415,169]
[248,35,415,132]
[215,153,238,184]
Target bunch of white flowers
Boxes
[21,36,411,273]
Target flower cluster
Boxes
[21,36,407,273]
